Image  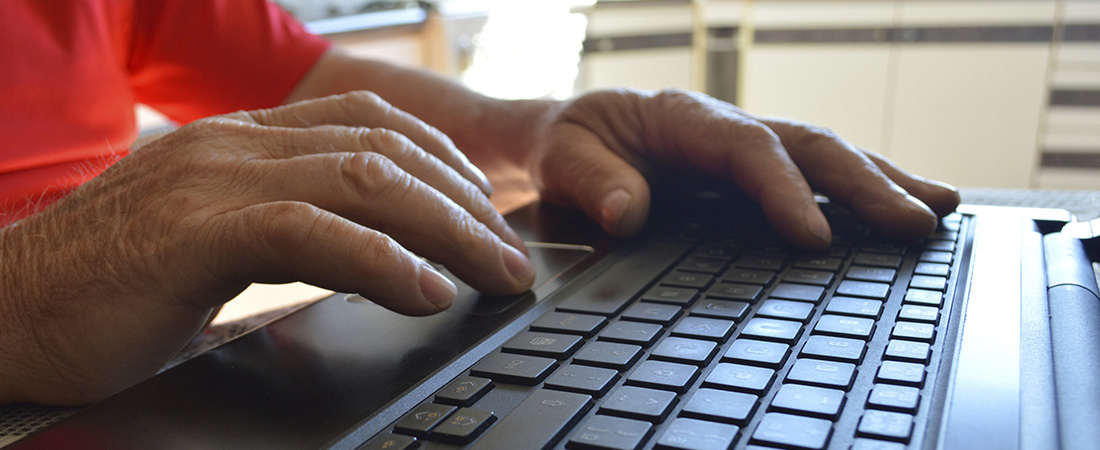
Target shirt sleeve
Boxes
[127,0,331,123]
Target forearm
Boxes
[284,49,562,172]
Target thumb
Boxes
[534,123,652,236]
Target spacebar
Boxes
[555,240,692,316]
[470,389,592,450]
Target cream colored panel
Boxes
[582,49,694,91]
[700,1,748,27]
[1047,108,1100,128]
[1037,168,1100,190]
[748,1,896,28]
[1064,0,1100,23]
[586,4,693,35]
[1052,44,1100,89]
[898,1,1056,26]
[889,45,1049,188]
[741,45,891,153]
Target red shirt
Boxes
[0,0,330,223]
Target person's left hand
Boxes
[529,88,960,248]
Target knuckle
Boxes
[794,124,842,150]
[253,202,326,257]
[356,231,407,272]
[737,121,781,147]
[362,128,418,163]
[339,152,413,199]
[450,212,496,252]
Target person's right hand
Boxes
[0,91,534,405]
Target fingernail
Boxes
[418,263,456,308]
[502,243,535,282]
[599,188,633,232]
[802,203,832,246]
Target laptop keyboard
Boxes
[360,204,965,450]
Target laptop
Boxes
[8,190,1100,450]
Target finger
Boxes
[228,91,493,195]
[535,122,652,236]
[859,150,962,217]
[237,143,535,295]
[758,118,940,239]
[209,201,456,316]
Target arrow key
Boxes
[393,403,456,437]
[435,375,493,406]
[430,407,497,444]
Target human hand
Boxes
[0,91,534,405]
[531,88,960,248]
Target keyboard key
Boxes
[914,262,950,277]
[814,315,876,340]
[600,386,678,422]
[898,304,939,324]
[531,311,607,337]
[677,257,727,274]
[757,299,815,322]
[867,384,921,413]
[393,403,456,437]
[909,275,947,291]
[928,230,958,241]
[769,384,846,419]
[680,388,758,424]
[470,389,592,450]
[430,407,496,444]
[752,413,832,450]
[883,340,931,363]
[599,321,664,347]
[903,289,943,307]
[876,361,926,387]
[853,252,902,269]
[656,418,739,450]
[690,299,750,321]
[704,363,775,394]
[860,241,907,255]
[836,280,890,299]
[650,337,718,366]
[544,364,620,397]
[799,335,866,363]
[891,322,935,342]
[786,358,857,390]
[621,302,682,325]
[723,339,790,368]
[574,341,643,370]
[735,253,786,271]
[858,410,914,442]
[360,434,417,450]
[845,266,897,283]
[741,318,803,343]
[640,286,699,306]
[851,438,907,450]
[919,250,953,265]
[671,317,736,342]
[824,297,882,318]
[662,271,713,290]
[722,268,776,286]
[568,415,652,450]
[791,255,842,272]
[769,283,825,303]
[705,283,763,302]
[435,376,493,406]
[692,244,739,260]
[924,240,955,252]
[783,269,835,286]
[502,331,583,360]
[470,352,557,385]
[626,360,699,394]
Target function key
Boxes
[640,286,699,306]
[469,353,557,385]
[530,311,607,337]
[846,266,897,284]
[650,337,718,366]
[662,271,714,290]
[723,339,791,368]
[430,407,496,445]
[621,302,682,325]
[680,388,759,425]
[600,386,678,422]
[853,252,902,269]
[769,384,846,420]
[721,268,776,286]
[690,299,750,321]
[751,413,833,450]
[770,283,826,303]
[568,414,653,450]
[867,384,921,413]
[857,410,914,443]
[786,358,857,390]
[435,376,493,406]
[656,418,739,450]
[502,331,582,360]
[544,364,620,397]
[573,341,643,370]
[824,297,882,318]
[393,403,456,437]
